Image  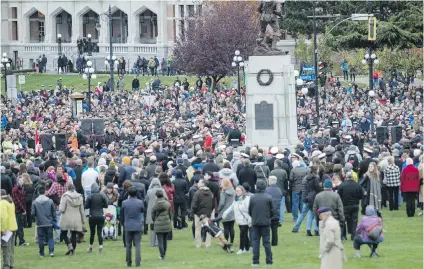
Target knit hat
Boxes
[256,180,267,191]
[323,179,333,189]
[122,156,131,165]
[317,207,331,215]
[109,161,116,169]
[177,158,183,164]
[107,183,113,189]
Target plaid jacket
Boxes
[384,164,401,187]
[46,182,67,200]
[11,186,26,214]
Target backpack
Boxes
[347,154,359,171]
[366,220,383,240]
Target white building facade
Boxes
[1,0,201,71]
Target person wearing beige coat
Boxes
[59,184,85,255]
[318,207,346,269]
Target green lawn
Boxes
[1,74,240,93]
[13,210,423,269]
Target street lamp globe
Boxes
[92,74,97,79]
[104,60,109,65]
[87,34,92,39]
[87,61,92,67]
[361,59,367,65]
[237,56,242,62]
[2,53,7,57]
[368,90,375,97]
[235,50,240,56]
[114,60,119,65]
[371,53,376,59]
[82,74,88,80]
[301,87,308,95]
[240,62,245,67]
[296,78,304,86]
[89,67,94,73]
[231,62,236,67]
[370,102,377,110]
[106,56,110,61]
[233,56,237,62]
[374,59,379,65]
[294,70,299,77]
[57,34,62,39]
[84,68,89,73]
[365,54,370,59]
[5,63,10,68]
[112,55,116,61]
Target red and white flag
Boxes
[35,129,41,154]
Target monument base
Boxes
[245,55,300,150]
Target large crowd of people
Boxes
[0,69,422,268]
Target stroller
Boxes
[103,205,118,240]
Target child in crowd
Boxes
[199,215,233,253]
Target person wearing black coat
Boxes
[248,180,273,266]
[73,161,84,195]
[237,160,258,193]
[104,166,118,185]
[358,148,374,180]
[202,155,220,175]
[204,172,220,216]
[264,176,282,246]
[132,77,140,91]
[1,166,13,195]
[27,167,40,186]
[85,183,108,252]
[172,169,189,229]
[3,163,17,187]
[338,171,364,240]
[175,161,187,179]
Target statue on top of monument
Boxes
[254,0,284,56]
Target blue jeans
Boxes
[15,213,25,245]
[292,203,318,232]
[291,192,303,221]
[37,226,54,256]
[252,225,272,265]
[279,197,286,223]
[398,189,403,206]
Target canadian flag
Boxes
[35,129,41,154]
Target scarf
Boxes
[369,178,382,212]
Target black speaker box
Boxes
[376,127,388,144]
[391,126,402,144]
[80,119,93,136]
[40,134,54,151]
[55,134,67,151]
[92,119,105,136]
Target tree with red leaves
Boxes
[173,1,259,90]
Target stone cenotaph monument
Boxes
[245,0,299,148]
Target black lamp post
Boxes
[82,59,97,112]
[367,90,377,133]
[57,34,62,56]
[1,53,11,93]
[362,51,379,91]
[100,5,115,91]
[231,50,244,96]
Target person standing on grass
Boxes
[383,156,401,211]
[11,176,30,247]
[121,187,144,267]
[85,183,108,254]
[151,190,172,260]
[223,185,251,254]
[248,180,273,267]
[31,186,56,258]
[145,178,167,247]
[59,184,85,256]
[191,179,214,248]
[1,189,18,269]
[265,176,282,246]
[317,207,346,269]
[337,171,364,241]
[218,178,236,245]
[400,158,420,217]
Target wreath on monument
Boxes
[256,69,274,86]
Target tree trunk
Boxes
[211,75,224,93]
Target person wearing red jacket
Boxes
[203,132,212,152]
[400,158,420,217]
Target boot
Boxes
[65,243,74,255]
[306,230,313,237]
[314,231,320,236]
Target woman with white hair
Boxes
[400,158,420,217]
